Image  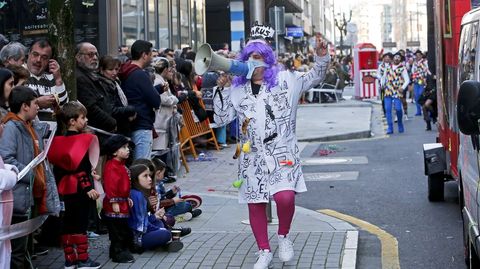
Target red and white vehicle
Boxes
[425,0,480,267]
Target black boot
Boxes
[426,121,432,131]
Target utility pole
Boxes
[416,2,420,41]
[409,12,413,42]
[48,0,76,100]
[334,10,352,56]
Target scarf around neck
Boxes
[2,112,48,214]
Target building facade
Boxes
[0,0,206,55]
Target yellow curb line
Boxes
[318,209,400,269]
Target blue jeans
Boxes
[215,126,227,144]
[414,83,425,115]
[384,96,404,133]
[166,201,192,216]
[229,119,239,140]
[132,129,153,160]
[142,229,171,250]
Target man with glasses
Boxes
[75,42,118,136]
[25,38,68,121]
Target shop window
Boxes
[122,0,145,46]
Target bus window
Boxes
[459,22,479,82]
[468,22,478,80]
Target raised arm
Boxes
[299,34,331,93]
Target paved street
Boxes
[33,90,465,269]
[34,89,367,269]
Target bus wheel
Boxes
[428,173,444,202]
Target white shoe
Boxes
[174,212,193,222]
[404,114,409,121]
[254,249,273,269]
[278,234,294,262]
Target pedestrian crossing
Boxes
[301,155,366,182]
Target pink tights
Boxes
[247,190,295,250]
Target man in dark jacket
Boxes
[76,43,116,133]
[118,40,160,160]
[76,43,135,140]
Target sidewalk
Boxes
[34,97,373,269]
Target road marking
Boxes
[304,171,359,181]
[302,156,368,165]
[318,209,400,269]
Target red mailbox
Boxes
[353,43,379,98]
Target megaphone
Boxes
[195,43,249,76]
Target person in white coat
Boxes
[0,110,19,269]
[153,57,179,151]
[214,28,329,269]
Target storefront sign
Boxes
[286,27,303,38]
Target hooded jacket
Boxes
[118,61,161,131]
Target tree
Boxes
[334,10,352,56]
[48,0,77,100]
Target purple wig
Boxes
[232,41,280,89]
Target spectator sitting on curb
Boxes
[131,158,192,237]
[128,164,184,253]
[151,158,202,222]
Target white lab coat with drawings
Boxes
[214,55,330,203]
[153,77,179,151]
[0,156,18,269]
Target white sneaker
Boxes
[404,114,409,121]
[174,212,193,222]
[254,249,273,269]
[278,234,294,262]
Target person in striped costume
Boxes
[382,52,410,134]
[377,52,392,116]
[411,50,430,116]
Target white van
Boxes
[456,7,480,268]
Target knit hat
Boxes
[102,134,130,156]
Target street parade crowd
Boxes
[0,26,333,269]
[0,25,433,269]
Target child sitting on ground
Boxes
[102,134,135,263]
[128,164,183,253]
[131,158,192,236]
[151,158,202,222]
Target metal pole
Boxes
[275,6,279,57]
[250,0,265,24]
[416,3,420,41]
